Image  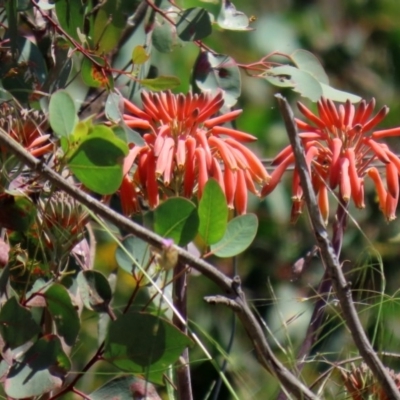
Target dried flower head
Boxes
[262,97,400,222]
[120,90,270,215]
[341,362,400,400]
[0,104,52,158]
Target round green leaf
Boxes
[140,76,181,91]
[132,45,150,65]
[193,52,241,107]
[217,0,253,31]
[90,376,161,400]
[5,335,71,399]
[321,83,361,103]
[55,0,85,43]
[290,49,330,84]
[176,8,212,41]
[154,198,199,246]
[68,125,128,195]
[49,90,78,138]
[77,270,113,312]
[115,235,151,274]
[152,21,181,53]
[264,65,322,101]
[104,312,192,384]
[0,297,40,349]
[198,179,228,245]
[210,214,258,257]
[45,284,80,346]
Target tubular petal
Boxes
[290,200,303,224]
[146,150,159,208]
[224,138,271,182]
[359,98,376,125]
[271,145,292,166]
[229,146,250,170]
[367,167,387,211]
[123,145,143,176]
[234,169,247,215]
[211,158,225,193]
[353,100,366,125]
[195,147,208,198]
[372,126,400,139]
[203,109,242,128]
[120,175,140,216]
[364,138,390,163]
[385,193,398,221]
[340,157,351,201]
[297,102,326,129]
[176,137,186,168]
[295,118,318,131]
[224,167,237,208]
[362,105,388,132]
[244,169,258,195]
[329,137,343,188]
[123,98,150,120]
[211,126,257,142]
[156,137,174,176]
[196,129,213,169]
[124,118,152,130]
[343,100,355,127]
[318,183,329,224]
[292,169,303,201]
[386,162,399,199]
[208,135,238,170]
[345,148,361,206]
[261,154,294,197]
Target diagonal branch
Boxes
[275,94,400,400]
[0,129,317,400]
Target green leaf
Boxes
[67,125,128,195]
[290,49,330,84]
[217,0,252,31]
[5,335,71,399]
[77,270,113,312]
[152,20,182,53]
[55,0,85,43]
[176,7,212,41]
[320,83,361,103]
[154,198,199,246]
[113,123,146,146]
[90,376,161,400]
[93,2,126,53]
[81,56,113,89]
[49,90,78,138]
[45,284,80,347]
[132,45,150,65]
[105,91,123,123]
[0,297,40,349]
[264,65,322,101]
[104,312,192,384]
[115,235,151,274]
[193,52,241,107]
[198,179,228,245]
[210,214,258,257]
[140,76,181,91]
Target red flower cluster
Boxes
[120,91,270,215]
[262,97,400,222]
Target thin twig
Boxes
[275,93,400,400]
[0,129,318,400]
[173,261,193,400]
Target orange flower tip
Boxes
[372,126,400,139]
[298,132,323,139]
[203,109,242,128]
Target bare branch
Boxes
[275,94,400,400]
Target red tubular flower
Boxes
[262,97,400,222]
[120,90,270,215]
